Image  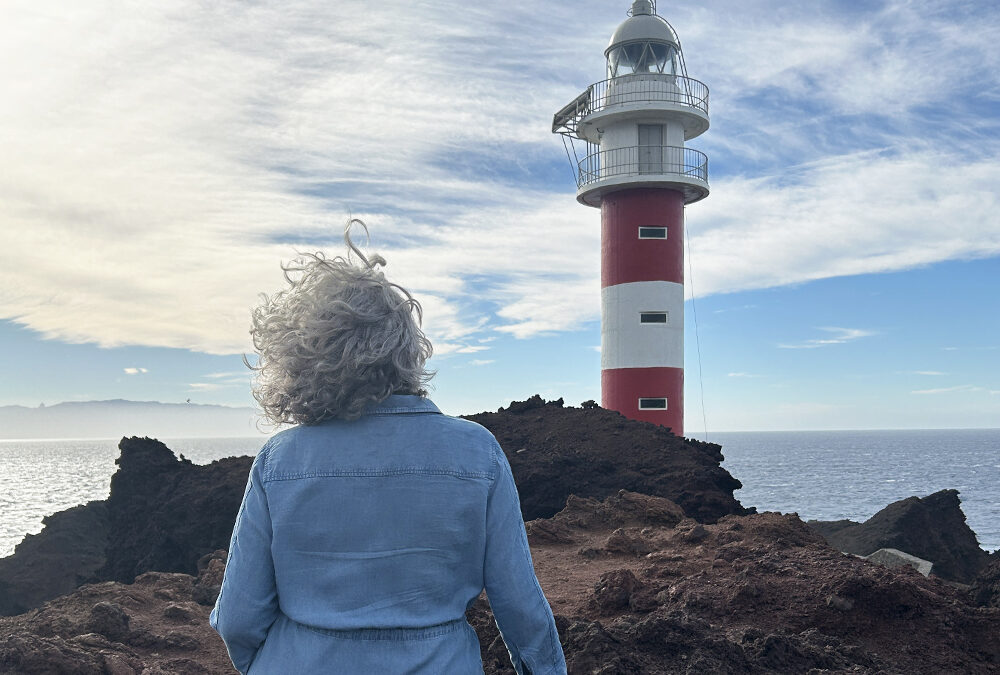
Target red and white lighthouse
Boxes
[553,0,709,435]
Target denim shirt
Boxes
[210,395,566,674]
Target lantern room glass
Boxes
[607,41,679,78]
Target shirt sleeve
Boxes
[484,443,567,675]
[210,449,279,674]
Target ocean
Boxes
[1,429,998,558]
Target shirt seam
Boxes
[364,407,441,416]
[263,468,494,482]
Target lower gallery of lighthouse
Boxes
[600,188,685,434]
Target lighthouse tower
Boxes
[553,0,709,435]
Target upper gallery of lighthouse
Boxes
[553,0,710,207]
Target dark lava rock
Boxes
[86,600,130,641]
[0,438,252,616]
[191,550,227,607]
[971,554,1000,608]
[465,396,749,523]
[0,500,108,616]
[97,437,252,583]
[808,489,989,583]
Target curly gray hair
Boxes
[248,219,434,425]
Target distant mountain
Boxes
[0,400,262,440]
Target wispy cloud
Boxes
[469,359,495,367]
[727,372,758,378]
[713,305,757,314]
[778,327,876,350]
[912,385,984,395]
[123,367,148,375]
[0,0,997,356]
[187,382,236,392]
[897,370,946,376]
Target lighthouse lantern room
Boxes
[553,0,709,436]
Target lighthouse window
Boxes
[640,311,668,324]
[638,226,667,239]
[639,397,668,410]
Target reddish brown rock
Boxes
[0,564,232,674]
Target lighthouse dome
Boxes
[605,2,684,78]
[606,2,680,52]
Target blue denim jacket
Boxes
[210,395,566,674]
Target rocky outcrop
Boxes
[97,437,251,582]
[3,397,749,617]
[466,396,750,522]
[808,489,990,583]
[0,437,251,616]
[0,500,108,616]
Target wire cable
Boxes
[685,221,709,442]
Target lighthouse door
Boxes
[638,124,663,174]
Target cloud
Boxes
[727,372,758,378]
[911,385,984,395]
[778,327,876,350]
[205,371,246,379]
[0,0,998,356]
[123,367,148,375]
[187,382,236,392]
[898,370,946,376]
[469,359,495,366]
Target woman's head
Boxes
[249,219,433,425]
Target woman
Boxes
[210,221,566,674]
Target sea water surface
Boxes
[697,428,1000,552]
[1,429,998,557]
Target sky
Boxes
[1,0,998,432]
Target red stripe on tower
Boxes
[552,0,710,436]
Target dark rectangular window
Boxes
[640,311,668,324]
[638,226,667,239]
[639,397,668,410]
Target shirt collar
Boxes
[362,394,441,416]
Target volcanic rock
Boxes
[971,554,1000,608]
[0,500,108,616]
[490,493,999,674]
[466,396,749,522]
[0,563,233,674]
[0,438,251,616]
[97,437,252,583]
[3,398,747,616]
[808,489,989,583]
[2,492,998,673]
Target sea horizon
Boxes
[3,425,999,444]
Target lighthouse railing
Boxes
[577,145,708,188]
[552,74,708,137]
[590,74,708,116]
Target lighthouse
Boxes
[553,0,709,435]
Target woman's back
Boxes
[268,396,495,630]
[212,396,565,674]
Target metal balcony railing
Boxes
[591,74,708,114]
[577,145,708,188]
[553,74,708,135]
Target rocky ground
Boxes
[1,397,998,673]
